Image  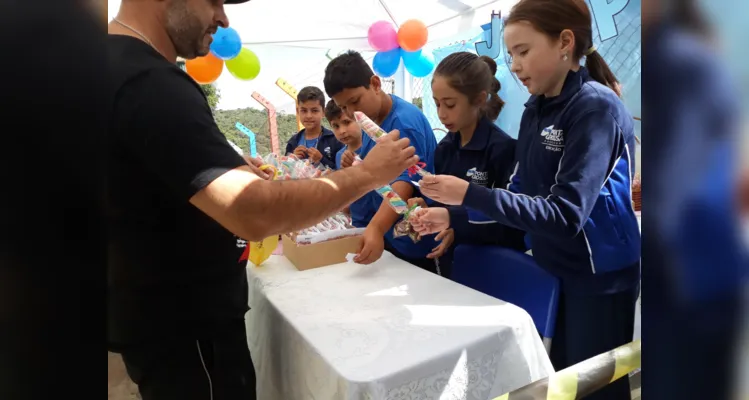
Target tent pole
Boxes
[392,61,412,101]
[378,0,400,27]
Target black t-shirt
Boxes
[108,35,248,346]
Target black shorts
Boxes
[118,319,256,400]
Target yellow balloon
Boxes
[249,235,279,266]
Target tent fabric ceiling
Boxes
[107,0,517,113]
[231,0,515,50]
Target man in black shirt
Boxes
[108,1,418,399]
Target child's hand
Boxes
[407,197,427,209]
[293,146,307,158]
[340,149,356,168]
[427,228,454,259]
[307,147,323,163]
[354,225,385,264]
[419,175,469,205]
[410,207,451,235]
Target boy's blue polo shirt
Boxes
[336,138,379,228]
[354,95,439,258]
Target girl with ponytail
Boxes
[412,2,640,398]
[406,51,525,278]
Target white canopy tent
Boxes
[231,0,508,50]
[108,0,515,112]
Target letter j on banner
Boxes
[475,11,502,60]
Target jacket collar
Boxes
[525,67,590,109]
[298,126,334,140]
[444,117,494,151]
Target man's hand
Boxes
[410,207,451,235]
[340,149,356,168]
[360,130,418,187]
[307,147,323,163]
[407,197,427,209]
[419,175,470,205]
[354,225,385,264]
[293,146,307,159]
[242,155,271,180]
[427,228,454,259]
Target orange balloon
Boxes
[397,19,428,52]
[185,53,224,84]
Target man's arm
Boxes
[117,68,417,242]
[191,164,382,241]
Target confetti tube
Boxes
[393,205,422,243]
[354,112,431,177]
[354,111,389,141]
[375,185,409,214]
[351,150,409,215]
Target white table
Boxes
[245,252,553,400]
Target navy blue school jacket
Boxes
[434,117,525,249]
[284,127,343,170]
[462,68,640,294]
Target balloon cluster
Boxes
[368,20,435,78]
[185,27,261,84]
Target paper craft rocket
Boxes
[353,111,431,177]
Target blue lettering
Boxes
[475,12,502,59]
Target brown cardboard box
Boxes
[282,234,363,270]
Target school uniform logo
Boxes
[541,125,564,152]
[236,237,249,263]
[466,167,489,186]
[324,146,331,157]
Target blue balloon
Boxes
[372,48,402,77]
[402,49,435,78]
[210,27,242,60]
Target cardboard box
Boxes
[282,234,362,271]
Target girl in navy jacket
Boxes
[409,52,525,278]
[412,1,639,399]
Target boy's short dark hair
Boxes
[323,50,374,98]
[324,99,343,122]
[297,86,325,108]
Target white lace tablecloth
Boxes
[245,252,553,400]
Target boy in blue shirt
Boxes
[284,86,342,169]
[324,100,364,171]
[323,50,439,273]
[324,99,380,225]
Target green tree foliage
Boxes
[188,83,332,156]
[200,84,221,112]
[214,108,300,156]
[413,97,423,110]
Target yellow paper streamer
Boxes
[247,163,280,266]
[249,235,279,266]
